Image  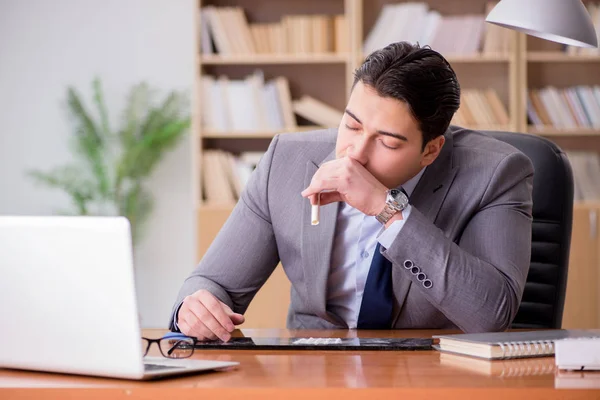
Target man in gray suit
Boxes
[170,42,533,341]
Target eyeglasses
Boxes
[141,335,198,359]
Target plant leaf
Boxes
[28,79,190,245]
[119,82,151,148]
[119,182,153,244]
[92,77,111,139]
[28,166,98,214]
[116,90,189,182]
[67,86,111,199]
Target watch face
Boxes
[389,189,409,210]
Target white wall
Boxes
[0,0,196,328]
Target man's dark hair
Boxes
[353,42,461,149]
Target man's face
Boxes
[335,81,444,189]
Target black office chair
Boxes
[484,131,574,329]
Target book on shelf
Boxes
[527,86,600,130]
[333,15,349,56]
[363,1,510,57]
[202,150,236,204]
[433,330,600,360]
[565,151,600,202]
[450,88,508,129]
[565,2,600,56]
[238,151,265,169]
[439,352,556,377]
[200,6,348,56]
[528,90,552,127]
[292,95,344,128]
[200,71,297,133]
[200,71,342,134]
[201,150,265,204]
[482,1,512,55]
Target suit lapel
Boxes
[409,133,459,222]
[391,131,459,325]
[300,150,343,325]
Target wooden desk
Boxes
[1,329,599,399]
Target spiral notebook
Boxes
[433,330,600,360]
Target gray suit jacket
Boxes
[171,126,534,333]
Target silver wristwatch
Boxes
[375,188,409,224]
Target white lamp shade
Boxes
[486,0,598,48]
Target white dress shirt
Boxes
[326,167,426,328]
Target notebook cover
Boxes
[433,329,600,345]
[192,337,433,351]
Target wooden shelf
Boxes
[200,53,350,65]
[527,52,600,62]
[527,127,600,136]
[454,125,512,132]
[202,125,327,138]
[446,53,512,63]
[358,53,511,64]
[203,125,514,138]
[574,201,600,210]
[198,202,236,211]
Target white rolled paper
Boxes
[311,204,320,226]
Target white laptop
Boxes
[0,216,239,380]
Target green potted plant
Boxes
[29,77,190,244]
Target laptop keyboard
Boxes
[144,363,184,371]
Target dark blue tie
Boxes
[357,242,394,329]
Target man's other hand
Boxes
[177,289,245,342]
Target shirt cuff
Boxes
[172,302,184,332]
[377,204,412,250]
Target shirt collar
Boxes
[397,167,426,198]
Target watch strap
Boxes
[375,203,398,224]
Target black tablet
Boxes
[193,337,433,351]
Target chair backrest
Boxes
[485,131,574,329]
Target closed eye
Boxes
[345,124,360,131]
[380,139,399,150]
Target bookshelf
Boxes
[200,53,351,65]
[193,0,600,328]
[521,1,600,148]
[445,54,512,63]
[195,0,522,234]
[202,125,322,138]
[527,52,600,62]
[528,128,600,137]
[518,0,600,329]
